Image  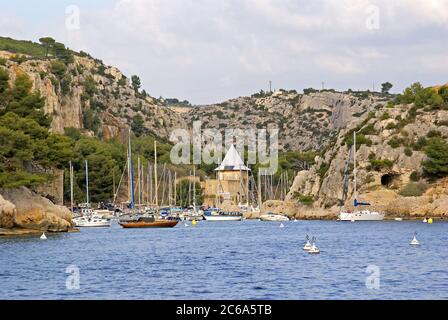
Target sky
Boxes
[1,0,447,104]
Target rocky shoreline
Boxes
[0,187,76,237]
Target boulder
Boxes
[0,187,72,232]
[0,194,16,228]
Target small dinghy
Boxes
[40,233,47,240]
[303,235,312,251]
[410,233,420,246]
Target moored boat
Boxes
[203,208,243,221]
[74,216,111,227]
[120,219,179,228]
[260,212,289,222]
[118,130,178,229]
[338,132,385,222]
[72,161,111,228]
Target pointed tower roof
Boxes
[215,145,250,171]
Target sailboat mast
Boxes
[70,161,74,212]
[246,164,249,206]
[127,151,130,202]
[147,162,150,205]
[137,156,141,208]
[154,141,158,207]
[112,167,116,202]
[149,163,152,205]
[174,172,177,207]
[188,170,192,206]
[85,160,89,205]
[140,161,145,204]
[193,165,196,211]
[353,131,357,202]
[257,169,262,209]
[129,130,135,209]
[168,170,172,207]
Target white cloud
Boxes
[1,0,447,103]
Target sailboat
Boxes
[73,160,111,227]
[338,132,384,221]
[119,133,178,228]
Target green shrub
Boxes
[413,137,427,151]
[399,182,427,197]
[388,137,405,148]
[386,101,395,108]
[404,147,413,157]
[410,171,420,182]
[295,193,314,206]
[0,57,6,66]
[386,123,397,130]
[84,76,97,97]
[344,133,372,147]
[359,123,376,135]
[50,60,67,78]
[380,112,390,120]
[369,158,394,171]
[10,54,27,64]
[318,162,330,179]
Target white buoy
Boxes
[184,223,189,227]
[423,218,428,223]
[280,223,285,228]
[410,233,420,246]
[40,233,47,240]
[303,235,312,251]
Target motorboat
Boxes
[260,212,290,222]
[203,208,243,221]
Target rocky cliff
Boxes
[284,101,448,219]
[186,90,389,151]
[0,50,187,141]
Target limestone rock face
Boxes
[0,194,16,228]
[284,97,448,218]
[186,91,388,152]
[0,187,72,233]
[0,50,187,141]
[262,200,299,217]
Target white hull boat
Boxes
[260,213,289,222]
[94,209,115,220]
[203,214,243,221]
[338,132,384,222]
[73,216,111,227]
[339,210,385,221]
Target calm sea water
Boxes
[1,220,447,300]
